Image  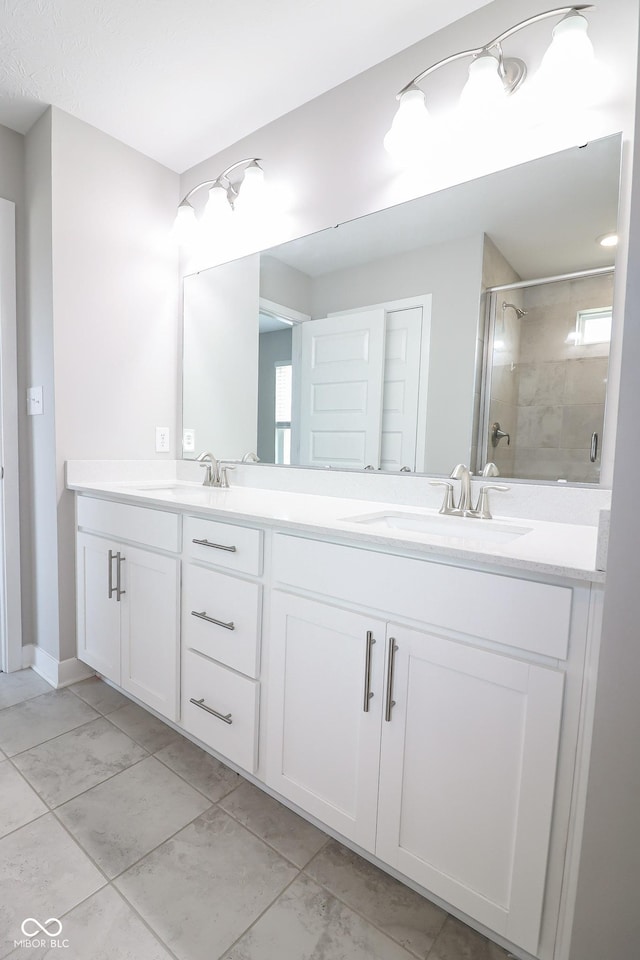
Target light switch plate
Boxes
[182,428,195,453]
[155,426,170,452]
[27,386,43,416]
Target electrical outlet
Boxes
[155,426,170,453]
[182,428,195,453]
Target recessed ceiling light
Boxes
[597,232,619,248]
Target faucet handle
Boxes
[429,480,455,515]
[474,483,510,520]
[219,465,235,488]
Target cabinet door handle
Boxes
[189,697,233,724]
[191,610,235,631]
[363,630,376,712]
[192,538,237,553]
[116,552,126,602]
[108,550,117,599]
[385,638,398,722]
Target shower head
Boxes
[502,301,527,320]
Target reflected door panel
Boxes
[295,309,386,468]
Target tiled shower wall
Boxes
[513,274,612,482]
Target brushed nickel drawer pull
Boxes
[192,537,237,553]
[191,610,235,631]
[385,638,398,722]
[116,552,126,602]
[108,550,117,599]
[189,697,233,724]
[363,630,376,712]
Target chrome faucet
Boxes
[450,463,473,515]
[196,451,220,487]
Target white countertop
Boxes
[67,477,605,583]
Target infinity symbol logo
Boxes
[21,918,63,937]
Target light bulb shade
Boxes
[235,161,266,210]
[202,183,232,224]
[173,200,197,244]
[536,12,598,103]
[459,52,507,117]
[384,86,433,162]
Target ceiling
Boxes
[0,0,493,173]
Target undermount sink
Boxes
[342,511,532,544]
[121,482,216,498]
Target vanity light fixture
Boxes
[174,158,265,243]
[384,5,596,162]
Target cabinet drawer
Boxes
[77,497,179,553]
[181,649,259,773]
[182,564,261,678]
[273,534,572,660]
[184,516,263,576]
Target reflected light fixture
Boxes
[384,5,596,162]
[597,232,618,248]
[174,158,265,243]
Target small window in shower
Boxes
[572,307,613,346]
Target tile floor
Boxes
[0,670,510,960]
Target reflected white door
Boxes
[295,309,386,468]
[381,308,423,471]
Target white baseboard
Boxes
[21,645,94,689]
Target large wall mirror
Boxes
[183,133,621,483]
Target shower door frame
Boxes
[477,266,615,480]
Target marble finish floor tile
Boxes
[107,702,182,753]
[115,805,298,960]
[8,886,174,959]
[220,873,417,960]
[154,735,241,801]
[220,780,327,867]
[306,840,447,958]
[0,669,52,710]
[13,718,148,807]
[428,917,510,960]
[0,814,104,958]
[58,756,211,877]
[0,690,99,757]
[68,677,129,715]
[0,761,47,838]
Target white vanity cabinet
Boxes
[266,533,575,956]
[180,515,263,773]
[76,497,180,721]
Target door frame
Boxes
[0,198,23,672]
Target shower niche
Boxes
[481,269,613,483]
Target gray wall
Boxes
[568,31,640,959]
[0,122,32,649]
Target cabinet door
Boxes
[376,624,564,956]
[76,532,121,683]
[266,592,385,850]
[120,545,180,721]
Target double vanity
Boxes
[67,460,607,960]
